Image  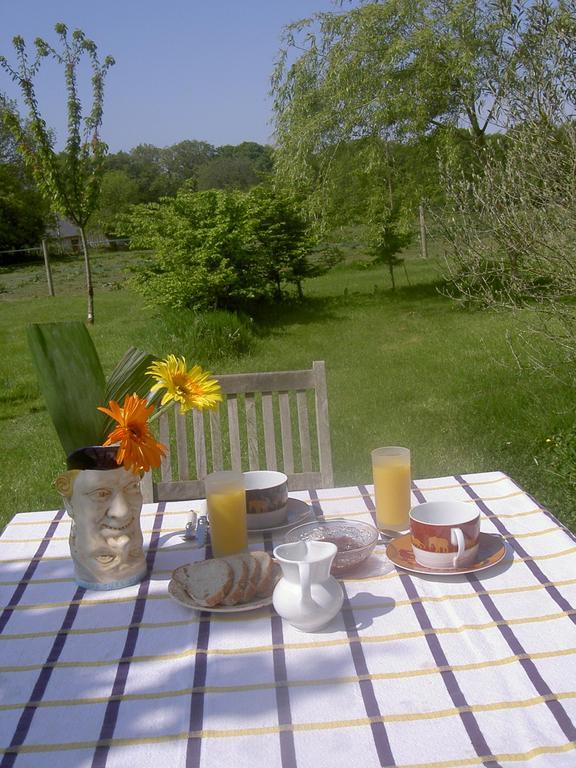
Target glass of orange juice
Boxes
[205,470,247,558]
[371,447,411,532]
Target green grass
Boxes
[1,249,574,532]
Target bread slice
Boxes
[240,553,261,602]
[252,551,276,597]
[221,555,249,606]
[176,559,233,607]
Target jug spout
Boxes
[273,540,344,632]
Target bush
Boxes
[125,185,329,310]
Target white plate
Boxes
[247,497,313,533]
[168,577,273,613]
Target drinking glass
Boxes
[371,446,411,532]
[205,470,247,557]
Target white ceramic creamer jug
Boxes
[273,540,344,632]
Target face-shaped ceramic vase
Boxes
[56,446,147,590]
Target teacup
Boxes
[409,501,480,569]
[243,470,289,530]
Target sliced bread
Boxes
[177,559,233,607]
[221,555,249,605]
[240,553,261,602]
[252,551,276,597]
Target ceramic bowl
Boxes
[244,470,289,530]
[284,518,378,574]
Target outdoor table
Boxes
[1,470,575,768]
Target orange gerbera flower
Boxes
[98,393,166,474]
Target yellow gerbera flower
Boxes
[98,394,166,474]
[147,355,222,413]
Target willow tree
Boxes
[271,0,574,230]
[0,23,114,323]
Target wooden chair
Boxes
[141,360,333,502]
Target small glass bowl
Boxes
[284,518,378,574]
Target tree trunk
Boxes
[388,261,396,291]
[79,226,95,324]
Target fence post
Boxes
[419,203,428,259]
[41,239,55,297]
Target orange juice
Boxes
[372,447,411,531]
[207,486,247,557]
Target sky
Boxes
[0,0,339,153]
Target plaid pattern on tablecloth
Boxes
[0,471,575,768]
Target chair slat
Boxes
[245,393,259,470]
[279,392,294,473]
[262,393,277,470]
[175,406,189,481]
[227,395,242,471]
[159,411,172,481]
[209,408,223,471]
[193,409,207,480]
[313,360,334,487]
[296,390,312,472]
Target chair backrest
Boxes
[141,360,333,502]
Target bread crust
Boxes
[252,551,276,597]
[221,556,249,605]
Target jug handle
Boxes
[298,561,315,608]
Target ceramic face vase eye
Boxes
[56,446,148,590]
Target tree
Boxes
[197,155,261,191]
[0,23,114,323]
[0,163,47,253]
[245,184,332,299]
[91,170,139,237]
[271,0,575,227]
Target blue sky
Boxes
[0,0,338,152]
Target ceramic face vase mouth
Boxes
[409,501,481,569]
[55,446,147,590]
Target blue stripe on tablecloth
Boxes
[392,485,501,768]
[453,476,576,743]
[91,502,166,768]
[1,584,85,768]
[0,508,66,635]
[186,536,214,768]
[454,475,575,623]
[263,530,297,768]
[468,571,576,742]
[332,487,396,767]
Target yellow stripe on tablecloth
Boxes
[1,609,574,673]
[3,576,575,621]
[2,704,575,766]
[1,646,574,712]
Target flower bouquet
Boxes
[28,321,221,590]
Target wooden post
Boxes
[41,239,55,296]
[419,203,428,259]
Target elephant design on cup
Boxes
[427,536,450,553]
[248,498,270,515]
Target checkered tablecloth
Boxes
[1,471,575,768]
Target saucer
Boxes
[247,497,313,533]
[385,532,507,575]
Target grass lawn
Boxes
[1,249,574,532]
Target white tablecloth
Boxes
[1,471,575,767]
